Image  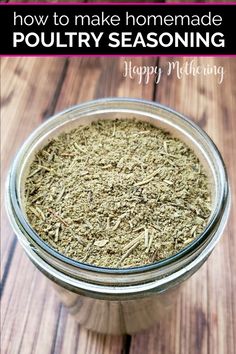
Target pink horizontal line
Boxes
[1,54,236,58]
[1,2,236,5]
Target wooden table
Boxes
[1,57,236,354]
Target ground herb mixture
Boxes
[25,119,211,267]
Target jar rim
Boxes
[7,98,229,276]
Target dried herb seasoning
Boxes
[24,119,211,267]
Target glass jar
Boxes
[6,98,230,334]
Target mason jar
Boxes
[6,98,230,334]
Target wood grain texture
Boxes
[0,3,235,352]
[54,57,156,111]
[1,56,235,354]
[1,58,66,278]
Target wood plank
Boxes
[1,58,236,354]
[1,58,66,354]
[2,56,236,354]
[1,57,67,276]
[129,57,236,354]
[55,57,156,112]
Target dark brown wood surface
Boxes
[1,56,236,354]
[1,0,236,350]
